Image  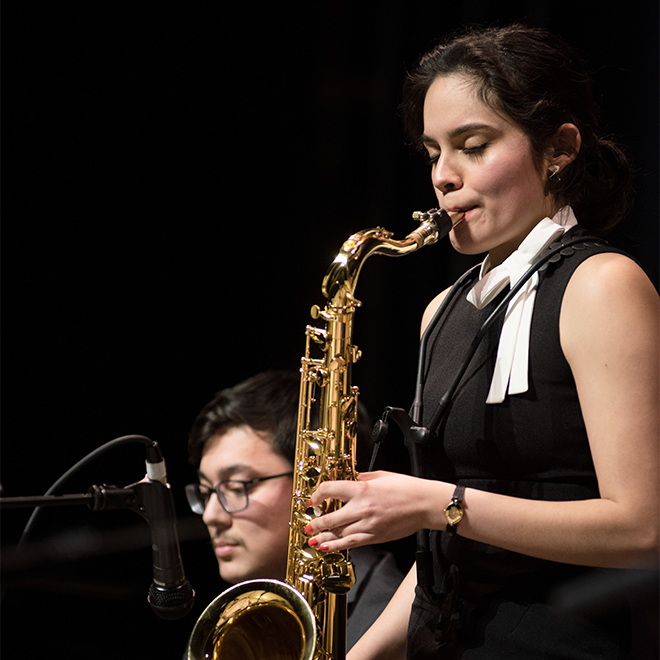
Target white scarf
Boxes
[466,207,577,404]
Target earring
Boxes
[548,164,561,181]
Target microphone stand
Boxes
[0,484,138,512]
[1,481,173,573]
[1,480,180,554]
[0,481,177,525]
[1,483,150,578]
[3,480,195,617]
[1,493,95,508]
[2,435,195,620]
[1,484,140,602]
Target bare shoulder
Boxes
[560,252,659,361]
[566,251,656,296]
[421,287,451,337]
[562,252,658,315]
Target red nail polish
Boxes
[319,543,329,551]
[304,524,313,534]
[308,538,318,547]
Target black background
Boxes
[2,2,658,658]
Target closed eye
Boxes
[462,142,488,156]
[424,141,488,167]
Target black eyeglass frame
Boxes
[185,471,293,515]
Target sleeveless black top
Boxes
[407,227,633,659]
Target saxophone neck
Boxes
[321,208,461,303]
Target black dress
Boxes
[407,227,635,659]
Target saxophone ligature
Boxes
[185,208,462,660]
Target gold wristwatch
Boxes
[444,484,465,536]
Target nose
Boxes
[431,154,462,195]
[202,492,232,531]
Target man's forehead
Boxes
[198,425,283,482]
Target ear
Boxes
[544,123,582,176]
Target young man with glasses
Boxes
[185,369,403,649]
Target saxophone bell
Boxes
[186,579,316,660]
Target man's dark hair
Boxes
[188,370,300,467]
[188,369,373,469]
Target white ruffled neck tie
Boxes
[466,207,577,404]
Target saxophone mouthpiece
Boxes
[413,208,464,228]
[446,209,466,228]
[411,208,465,246]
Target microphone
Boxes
[138,443,195,620]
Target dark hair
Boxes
[401,24,633,234]
[188,370,300,467]
[188,369,373,470]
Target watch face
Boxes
[444,502,463,525]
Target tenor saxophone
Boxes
[186,208,461,660]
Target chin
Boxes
[449,234,484,256]
[220,567,281,586]
[219,565,249,586]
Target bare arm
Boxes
[308,254,659,569]
[347,563,416,660]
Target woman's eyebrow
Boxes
[421,122,492,144]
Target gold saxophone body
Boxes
[186,209,460,660]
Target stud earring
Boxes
[548,164,561,181]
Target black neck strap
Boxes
[421,234,609,434]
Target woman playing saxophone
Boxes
[305,25,659,660]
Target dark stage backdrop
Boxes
[2,3,658,658]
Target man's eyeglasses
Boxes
[185,472,293,515]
